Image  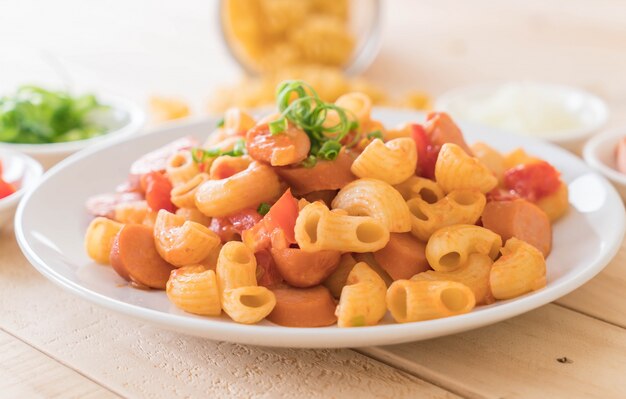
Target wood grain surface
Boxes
[1,0,626,397]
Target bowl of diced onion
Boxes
[0,86,145,169]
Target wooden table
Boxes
[2,0,626,397]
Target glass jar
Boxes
[219,0,382,76]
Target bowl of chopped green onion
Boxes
[0,86,144,168]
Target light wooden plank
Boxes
[0,229,456,399]
[0,328,119,399]
[361,305,626,399]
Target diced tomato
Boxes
[411,124,440,179]
[264,189,298,243]
[0,179,16,200]
[141,172,176,213]
[503,161,561,202]
[246,123,310,166]
[242,189,299,252]
[255,249,283,287]
[228,208,263,232]
[0,160,16,199]
[209,217,240,242]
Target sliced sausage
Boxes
[275,149,357,195]
[373,233,429,280]
[86,192,144,219]
[129,136,198,176]
[481,199,552,257]
[424,112,472,155]
[270,248,341,288]
[267,285,337,327]
[109,224,175,289]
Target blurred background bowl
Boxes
[436,82,609,153]
[583,127,626,201]
[0,94,144,169]
[0,148,43,230]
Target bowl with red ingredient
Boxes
[0,148,44,230]
[583,128,626,201]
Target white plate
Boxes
[15,109,625,348]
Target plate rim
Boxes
[14,113,626,348]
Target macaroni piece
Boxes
[535,183,569,222]
[85,217,123,264]
[470,142,506,184]
[223,107,256,137]
[175,207,212,226]
[295,201,390,253]
[216,241,276,323]
[387,280,475,323]
[331,178,412,233]
[336,262,387,327]
[435,143,498,194]
[171,173,210,210]
[114,200,152,225]
[425,224,502,272]
[335,92,372,126]
[411,253,494,305]
[351,138,418,185]
[490,238,547,300]
[222,286,277,324]
[407,189,486,241]
[166,265,221,316]
[166,151,198,187]
[195,161,281,217]
[209,155,252,180]
[153,209,221,267]
[216,241,258,293]
[394,176,445,203]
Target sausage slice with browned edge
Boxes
[110,224,176,289]
[267,285,337,327]
[270,248,341,288]
[373,233,430,280]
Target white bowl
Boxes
[583,127,626,201]
[435,82,609,153]
[0,148,43,230]
[0,94,145,169]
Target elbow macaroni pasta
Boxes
[85,217,123,264]
[295,201,390,253]
[412,253,494,305]
[435,143,498,194]
[154,209,221,267]
[223,107,256,136]
[336,262,387,327]
[387,280,475,323]
[335,92,372,126]
[209,155,252,179]
[407,189,486,241]
[171,173,210,209]
[425,224,502,272]
[195,161,282,217]
[490,238,547,300]
[470,142,506,183]
[331,178,412,233]
[166,265,221,316]
[351,138,417,185]
[394,176,445,203]
[166,151,198,187]
[216,242,276,323]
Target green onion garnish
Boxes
[216,117,224,128]
[191,139,246,163]
[268,118,288,135]
[257,202,271,216]
[318,140,342,161]
[301,155,318,168]
[367,130,383,140]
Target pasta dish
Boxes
[84,80,568,328]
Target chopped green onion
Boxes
[301,155,318,168]
[349,120,359,131]
[222,138,247,157]
[191,140,246,163]
[367,130,383,140]
[216,117,224,128]
[257,202,271,216]
[268,118,288,135]
[318,140,342,161]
